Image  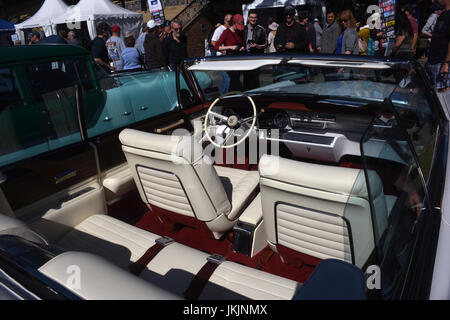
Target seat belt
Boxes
[184,254,226,300]
[129,236,174,276]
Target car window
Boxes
[0,64,82,168]
[192,64,397,103]
[390,69,438,182]
[0,68,22,110]
[86,69,186,138]
[361,115,428,299]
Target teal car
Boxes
[0,45,210,167]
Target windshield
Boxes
[189,58,411,106]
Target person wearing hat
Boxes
[106,25,126,71]
[214,14,246,91]
[267,21,279,53]
[144,20,167,70]
[214,14,245,55]
[274,6,309,53]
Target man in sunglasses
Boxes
[274,6,308,53]
[165,20,188,71]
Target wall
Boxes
[183,14,214,58]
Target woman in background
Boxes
[390,11,414,59]
[337,10,359,55]
[120,35,143,71]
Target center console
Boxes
[232,194,267,257]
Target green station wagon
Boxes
[0,44,209,212]
[0,45,209,168]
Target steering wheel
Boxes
[203,91,257,149]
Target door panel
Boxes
[1,144,98,211]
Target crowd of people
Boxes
[205,1,449,92]
[18,0,449,92]
[23,19,187,73]
[90,20,187,73]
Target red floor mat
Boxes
[107,191,148,225]
[134,207,316,284]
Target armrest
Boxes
[238,193,262,226]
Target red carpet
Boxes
[134,205,316,284]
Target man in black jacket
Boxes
[144,20,167,70]
[243,9,268,90]
[274,6,309,53]
[243,9,268,54]
[166,20,187,71]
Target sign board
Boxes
[378,0,396,55]
[148,0,165,25]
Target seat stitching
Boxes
[89,216,159,242]
[218,264,298,290]
[210,269,296,299]
[78,218,154,252]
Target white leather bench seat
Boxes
[57,214,160,268]
[56,214,299,300]
[141,242,300,300]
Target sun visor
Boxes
[188,59,282,71]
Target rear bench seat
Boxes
[56,214,300,300]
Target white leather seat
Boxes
[58,215,300,300]
[140,242,300,300]
[1,212,299,300]
[119,129,259,238]
[259,155,389,268]
[57,214,161,268]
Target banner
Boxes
[378,0,396,55]
[148,0,165,25]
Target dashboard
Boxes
[189,100,374,164]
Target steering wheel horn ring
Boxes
[203,91,257,149]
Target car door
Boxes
[0,58,100,235]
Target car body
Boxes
[0,47,449,300]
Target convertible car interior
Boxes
[0,55,444,300]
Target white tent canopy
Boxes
[52,0,143,40]
[15,0,69,42]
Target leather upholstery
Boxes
[259,155,385,268]
[57,214,160,268]
[3,211,299,300]
[0,213,48,245]
[119,129,259,237]
[56,214,299,299]
[140,242,300,300]
[39,252,180,300]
